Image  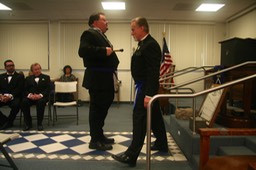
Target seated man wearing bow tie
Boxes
[21,63,50,131]
[0,59,25,129]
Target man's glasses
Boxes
[6,64,14,67]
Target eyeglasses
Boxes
[6,64,14,67]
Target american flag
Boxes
[160,37,173,79]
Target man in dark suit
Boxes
[0,59,24,129]
[78,12,119,150]
[112,17,168,167]
[21,63,50,131]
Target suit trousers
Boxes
[21,98,48,126]
[0,111,8,126]
[89,89,114,142]
[126,88,167,158]
[0,98,21,124]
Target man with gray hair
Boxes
[112,17,168,167]
[21,63,50,131]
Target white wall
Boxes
[0,22,49,69]
[3,14,256,101]
[226,9,256,38]
[57,21,226,100]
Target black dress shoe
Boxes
[151,144,168,152]
[101,136,115,144]
[112,153,137,167]
[23,125,32,131]
[37,125,44,131]
[89,141,113,151]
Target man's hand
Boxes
[28,94,42,100]
[1,95,11,103]
[106,47,113,56]
[144,96,152,109]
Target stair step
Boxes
[218,146,256,156]
[246,136,256,153]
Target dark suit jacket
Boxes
[131,34,161,97]
[0,71,24,99]
[24,74,51,100]
[78,28,119,90]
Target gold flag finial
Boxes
[162,32,166,37]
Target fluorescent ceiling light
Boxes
[0,3,11,10]
[101,2,125,10]
[196,3,225,12]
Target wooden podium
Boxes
[216,64,256,127]
[216,37,256,128]
[220,37,256,66]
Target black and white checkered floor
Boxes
[0,130,186,162]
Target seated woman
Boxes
[57,65,77,102]
[59,65,76,82]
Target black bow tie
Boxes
[7,74,13,77]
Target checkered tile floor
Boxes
[0,130,186,161]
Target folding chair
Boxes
[52,81,78,125]
[0,133,19,170]
[46,79,56,125]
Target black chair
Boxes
[19,79,56,126]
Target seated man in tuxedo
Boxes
[21,63,50,131]
[0,59,24,129]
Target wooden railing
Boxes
[198,128,256,170]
